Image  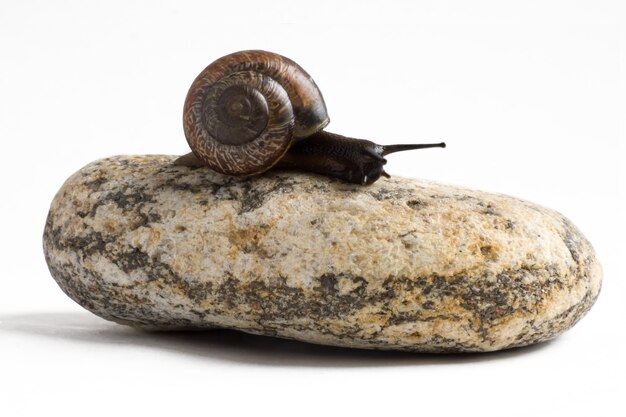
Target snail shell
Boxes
[183,50,330,176]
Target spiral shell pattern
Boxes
[183,50,329,176]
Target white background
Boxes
[1,1,624,416]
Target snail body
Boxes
[273,131,445,185]
[178,50,445,185]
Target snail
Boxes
[175,50,445,185]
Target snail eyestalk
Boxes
[381,142,446,156]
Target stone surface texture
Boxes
[43,155,602,352]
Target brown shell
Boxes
[183,50,330,176]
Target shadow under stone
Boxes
[0,311,557,368]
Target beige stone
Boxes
[43,155,602,352]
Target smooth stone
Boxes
[43,155,602,352]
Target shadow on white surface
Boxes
[0,311,557,367]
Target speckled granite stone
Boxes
[43,155,601,352]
